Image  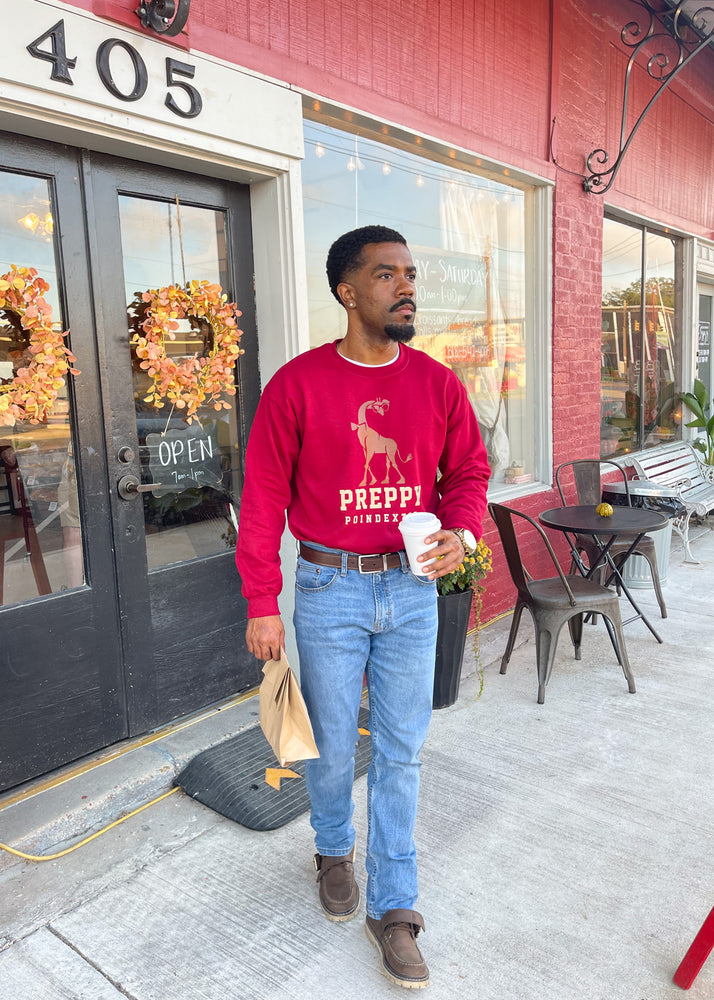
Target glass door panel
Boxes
[0,170,84,604]
[118,196,242,571]
[87,155,259,734]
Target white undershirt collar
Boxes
[338,345,401,368]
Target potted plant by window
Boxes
[680,379,714,466]
[433,538,492,709]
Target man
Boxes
[236,225,489,989]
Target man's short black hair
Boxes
[326,225,407,304]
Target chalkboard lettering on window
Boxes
[146,426,222,496]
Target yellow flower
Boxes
[436,538,493,595]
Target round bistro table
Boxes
[539,504,668,643]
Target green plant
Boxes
[436,537,492,596]
[680,379,714,465]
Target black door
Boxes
[0,134,260,791]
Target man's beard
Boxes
[384,323,416,343]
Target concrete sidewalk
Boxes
[1,525,713,999]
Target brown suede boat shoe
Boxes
[313,848,360,922]
[365,908,429,989]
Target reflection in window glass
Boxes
[600,218,681,458]
[302,120,535,484]
[0,170,84,605]
[119,196,243,571]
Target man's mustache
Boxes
[390,298,417,312]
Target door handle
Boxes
[117,474,163,500]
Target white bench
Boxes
[623,443,714,563]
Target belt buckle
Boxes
[357,553,388,574]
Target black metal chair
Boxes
[488,502,636,705]
[555,459,667,619]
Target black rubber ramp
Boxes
[176,706,372,831]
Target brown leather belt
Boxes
[299,543,403,574]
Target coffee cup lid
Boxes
[399,512,440,530]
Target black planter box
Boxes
[433,589,473,709]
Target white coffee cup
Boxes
[398,512,442,575]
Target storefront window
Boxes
[0,170,84,604]
[600,217,682,458]
[302,119,539,486]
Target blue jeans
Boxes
[293,550,437,919]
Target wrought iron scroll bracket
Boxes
[136,0,191,37]
[582,1,714,194]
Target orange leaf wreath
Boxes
[0,266,79,426]
[132,280,244,423]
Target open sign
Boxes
[146,426,222,496]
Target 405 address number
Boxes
[27,19,202,119]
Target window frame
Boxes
[301,97,553,497]
[601,206,695,458]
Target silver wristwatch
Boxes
[450,528,477,556]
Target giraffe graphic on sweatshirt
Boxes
[351,398,413,487]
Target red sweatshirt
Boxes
[236,341,491,618]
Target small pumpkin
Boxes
[596,502,614,517]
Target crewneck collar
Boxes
[338,345,401,368]
[332,340,409,376]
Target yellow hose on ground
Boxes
[0,787,181,862]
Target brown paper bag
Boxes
[259,650,320,767]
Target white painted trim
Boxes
[534,184,554,488]
[249,168,309,664]
[603,201,698,241]
[4,0,304,173]
[696,239,714,280]
[251,167,310,384]
[488,182,552,497]
[682,237,697,439]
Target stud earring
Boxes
[350,302,356,308]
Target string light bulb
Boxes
[315,143,325,158]
[382,162,391,175]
